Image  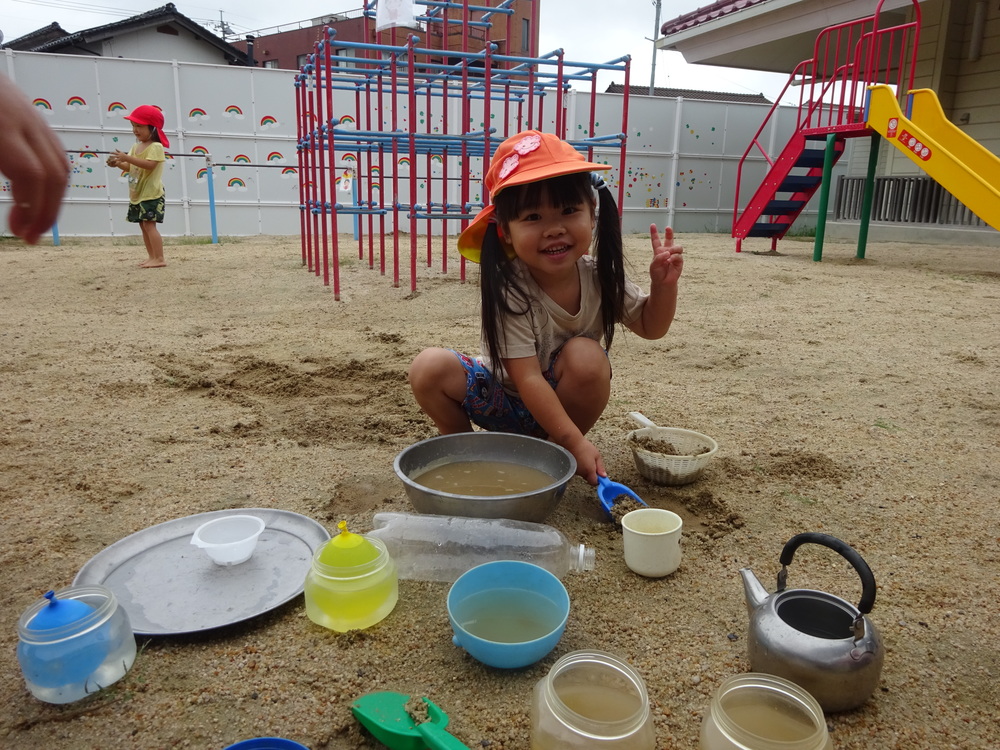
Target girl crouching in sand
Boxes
[408,130,684,485]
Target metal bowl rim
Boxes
[393,433,576,501]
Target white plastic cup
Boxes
[621,508,683,578]
[190,515,265,566]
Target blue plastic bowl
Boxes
[222,739,309,750]
[447,560,569,669]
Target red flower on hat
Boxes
[498,154,520,180]
[513,134,541,154]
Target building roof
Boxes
[605,83,770,105]
[656,0,916,73]
[5,22,73,49]
[3,2,249,64]
[661,0,770,36]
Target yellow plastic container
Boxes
[304,521,398,632]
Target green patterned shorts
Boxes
[127,195,165,224]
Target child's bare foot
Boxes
[139,260,167,268]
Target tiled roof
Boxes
[3,2,247,63]
[5,22,71,49]
[661,0,771,36]
[605,83,770,104]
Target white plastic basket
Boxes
[625,412,718,486]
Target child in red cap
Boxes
[107,105,169,268]
[408,130,685,485]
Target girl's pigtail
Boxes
[593,180,626,352]
[479,222,527,372]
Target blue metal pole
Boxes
[206,159,218,244]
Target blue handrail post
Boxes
[205,155,218,244]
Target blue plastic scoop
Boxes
[596,475,648,517]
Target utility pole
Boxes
[650,0,662,95]
[216,10,234,42]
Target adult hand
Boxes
[649,224,685,288]
[0,75,70,245]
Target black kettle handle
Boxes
[777,532,877,614]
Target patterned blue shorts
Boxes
[450,350,557,438]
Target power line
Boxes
[12,0,136,18]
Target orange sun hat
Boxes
[457,131,611,262]
[124,104,170,148]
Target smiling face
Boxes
[131,122,153,142]
[496,173,596,282]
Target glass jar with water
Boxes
[531,650,655,749]
[700,673,833,750]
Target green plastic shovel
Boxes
[352,691,469,750]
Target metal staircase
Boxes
[733,132,846,246]
[732,0,922,252]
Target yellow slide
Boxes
[866,84,1000,230]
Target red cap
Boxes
[125,105,169,148]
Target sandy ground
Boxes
[1,230,998,749]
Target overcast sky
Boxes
[5,0,791,101]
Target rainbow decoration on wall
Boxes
[267,152,283,162]
[224,104,244,117]
[370,166,381,175]
[260,115,278,128]
[342,154,357,163]
[430,154,444,164]
[370,182,381,192]
[108,101,127,113]
[188,107,208,119]
[338,115,356,126]
[196,168,208,180]
[191,147,210,157]
[281,167,297,176]
[32,98,52,110]
[78,151,99,159]
[66,96,87,108]
[233,154,251,164]
[396,157,411,169]
[227,177,246,188]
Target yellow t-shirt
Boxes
[126,142,165,204]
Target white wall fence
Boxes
[0,49,823,239]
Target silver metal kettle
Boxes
[740,532,884,712]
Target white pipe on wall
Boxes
[968,0,987,62]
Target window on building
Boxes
[296,54,310,70]
[334,48,349,68]
[262,59,279,69]
[521,19,530,52]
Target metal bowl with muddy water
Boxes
[393,433,576,523]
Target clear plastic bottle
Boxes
[368,512,596,583]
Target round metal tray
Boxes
[74,508,330,636]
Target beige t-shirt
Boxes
[483,255,647,395]
[126,142,165,204]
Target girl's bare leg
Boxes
[408,348,472,433]
[139,221,166,268]
[552,336,611,435]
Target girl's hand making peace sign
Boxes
[648,224,684,289]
